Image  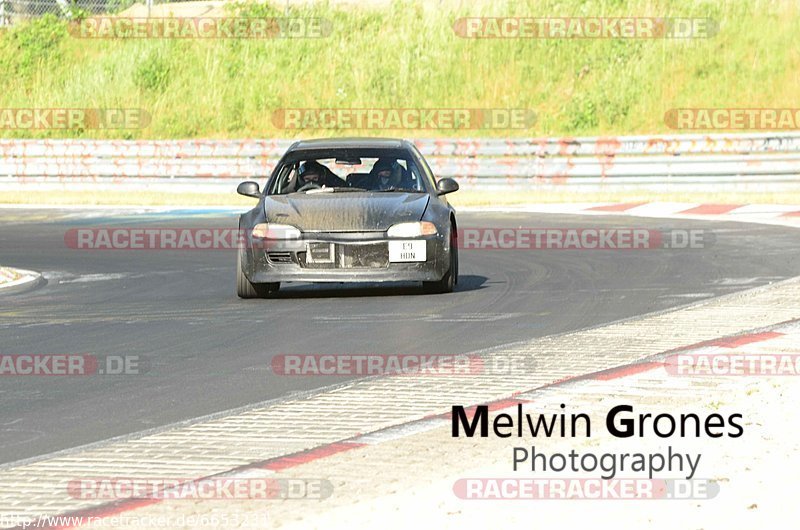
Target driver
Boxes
[369,158,401,190]
[297,160,346,190]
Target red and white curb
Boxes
[12,321,799,529]
[0,267,43,295]
[345,322,797,448]
[463,202,800,227]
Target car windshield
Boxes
[269,151,427,195]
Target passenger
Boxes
[297,161,346,190]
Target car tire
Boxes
[423,227,458,294]
[237,250,280,299]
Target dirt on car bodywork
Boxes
[262,192,430,232]
[236,138,459,297]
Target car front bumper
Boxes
[242,232,449,284]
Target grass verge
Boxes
[1,0,798,139]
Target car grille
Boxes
[298,243,389,269]
[267,252,294,264]
[342,243,389,268]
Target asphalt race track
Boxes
[1,208,799,464]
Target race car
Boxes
[236,138,459,298]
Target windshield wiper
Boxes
[373,187,419,193]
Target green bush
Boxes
[0,14,67,80]
[134,48,172,92]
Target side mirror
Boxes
[237,181,261,198]
[436,178,459,195]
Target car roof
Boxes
[288,138,411,151]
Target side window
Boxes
[404,159,424,190]
[270,164,296,195]
[411,147,437,190]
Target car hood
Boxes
[262,192,430,232]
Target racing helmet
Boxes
[298,160,326,183]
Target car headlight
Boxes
[251,223,301,240]
[386,222,437,238]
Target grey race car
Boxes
[236,138,460,298]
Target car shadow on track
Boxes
[257,275,489,299]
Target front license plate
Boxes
[389,240,427,262]
[307,242,335,264]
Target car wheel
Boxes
[237,250,280,299]
[423,227,458,294]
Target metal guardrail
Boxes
[414,132,800,156]
[3,132,800,157]
[1,132,800,192]
[4,154,800,179]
